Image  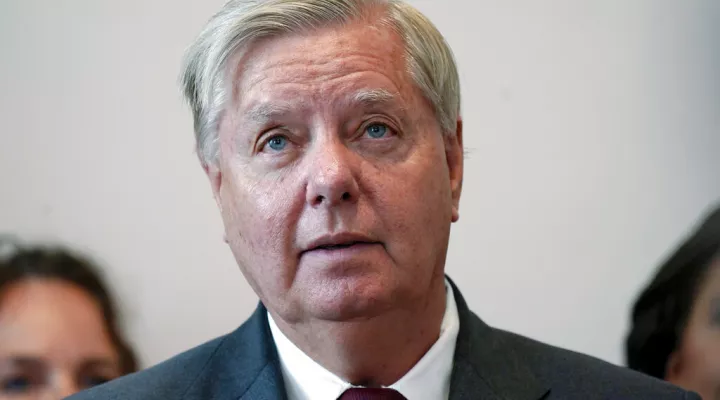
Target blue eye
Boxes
[365,123,389,139]
[266,135,288,151]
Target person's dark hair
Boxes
[0,240,138,374]
[626,204,720,379]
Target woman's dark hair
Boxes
[626,204,720,379]
[0,240,138,374]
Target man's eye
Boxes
[264,135,288,151]
[1,376,33,393]
[364,123,390,139]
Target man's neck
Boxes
[269,278,447,387]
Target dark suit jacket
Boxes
[69,281,699,400]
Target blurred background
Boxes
[1,0,718,368]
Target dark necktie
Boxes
[337,388,408,400]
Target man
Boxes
[70,0,699,399]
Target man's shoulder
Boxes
[492,328,695,399]
[68,334,229,400]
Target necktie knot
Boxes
[337,388,407,400]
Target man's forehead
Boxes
[225,20,416,124]
[231,20,407,90]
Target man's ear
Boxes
[203,161,224,213]
[204,161,228,243]
[446,116,464,223]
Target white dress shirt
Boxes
[268,281,460,400]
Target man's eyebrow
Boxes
[243,102,293,123]
[242,89,402,123]
[352,89,399,108]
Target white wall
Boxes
[0,0,718,368]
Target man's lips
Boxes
[302,233,380,254]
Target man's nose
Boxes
[305,140,360,208]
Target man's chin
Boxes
[304,282,396,322]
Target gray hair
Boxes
[181,0,461,166]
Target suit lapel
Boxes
[234,305,287,400]
[238,362,287,400]
[448,278,550,400]
[181,303,287,400]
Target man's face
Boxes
[208,20,463,323]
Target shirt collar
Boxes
[268,280,460,400]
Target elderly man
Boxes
[71,0,698,399]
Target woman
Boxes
[0,241,137,399]
[627,204,720,399]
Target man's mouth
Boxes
[312,241,372,251]
[303,233,380,255]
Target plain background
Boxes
[1,0,719,368]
